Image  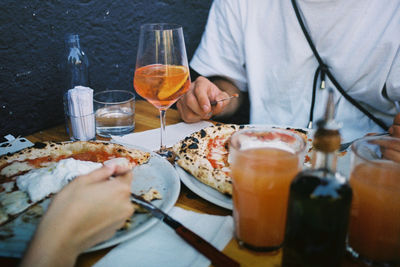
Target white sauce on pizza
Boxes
[17,158,102,202]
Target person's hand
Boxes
[20,164,134,267]
[388,111,400,138]
[376,112,400,163]
[177,76,231,122]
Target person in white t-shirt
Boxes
[177,0,400,142]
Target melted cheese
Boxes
[17,158,102,202]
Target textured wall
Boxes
[0,0,212,138]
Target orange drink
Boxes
[229,128,305,251]
[134,64,190,109]
[134,23,190,156]
[348,136,400,265]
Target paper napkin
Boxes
[0,135,34,156]
[111,121,213,151]
[94,207,234,267]
[67,86,95,141]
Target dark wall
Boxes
[0,0,212,138]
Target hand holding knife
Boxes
[130,193,240,267]
[210,93,239,106]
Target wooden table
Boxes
[2,100,362,267]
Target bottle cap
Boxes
[65,33,80,44]
[313,89,341,152]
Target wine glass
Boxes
[134,23,190,157]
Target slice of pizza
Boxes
[0,141,151,225]
[173,124,246,195]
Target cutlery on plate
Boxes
[339,132,389,152]
[130,193,240,267]
[210,93,239,106]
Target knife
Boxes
[130,193,240,267]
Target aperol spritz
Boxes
[134,23,190,156]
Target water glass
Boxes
[65,112,96,141]
[93,90,135,137]
[347,136,400,266]
[229,127,305,251]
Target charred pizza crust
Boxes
[173,124,246,195]
[0,141,150,183]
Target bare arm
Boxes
[177,76,242,122]
[20,164,134,267]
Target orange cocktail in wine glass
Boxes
[134,23,190,156]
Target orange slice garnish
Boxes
[157,65,189,100]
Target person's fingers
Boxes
[177,80,212,122]
[390,125,400,138]
[177,76,231,122]
[185,89,206,115]
[371,139,400,163]
[210,91,230,115]
[394,112,400,125]
[177,96,203,122]
[114,168,133,185]
[372,139,400,151]
[77,165,115,184]
[112,164,133,175]
[193,77,215,114]
[381,148,400,163]
[389,112,400,137]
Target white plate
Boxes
[174,125,315,210]
[176,165,233,210]
[0,149,180,257]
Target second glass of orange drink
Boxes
[134,23,190,156]
[347,136,400,266]
[229,127,305,251]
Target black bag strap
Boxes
[291,0,388,131]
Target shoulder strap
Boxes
[291,0,388,131]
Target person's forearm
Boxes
[20,221,79,267]
[209,77,242,119]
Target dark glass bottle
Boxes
[282,90,352,267]
[65,34,89,90]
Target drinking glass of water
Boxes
[93,90,135,137]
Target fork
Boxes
[339,133,389,152]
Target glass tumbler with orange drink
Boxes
[347,136,400,266]
[134,23,190,156]
[229,127,305,251]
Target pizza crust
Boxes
[0,141,150,180]
[173,124,246,195]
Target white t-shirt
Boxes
[190,0,400,142]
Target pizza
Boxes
[173,124,245,195]
[173,124,313,196]
[0,141,151,226]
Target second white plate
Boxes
[176,165,233,210]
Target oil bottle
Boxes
[282,89,352,267]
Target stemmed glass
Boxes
[134,23,191,157]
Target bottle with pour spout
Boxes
[65,34,89,90]
[282,89,352,267]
